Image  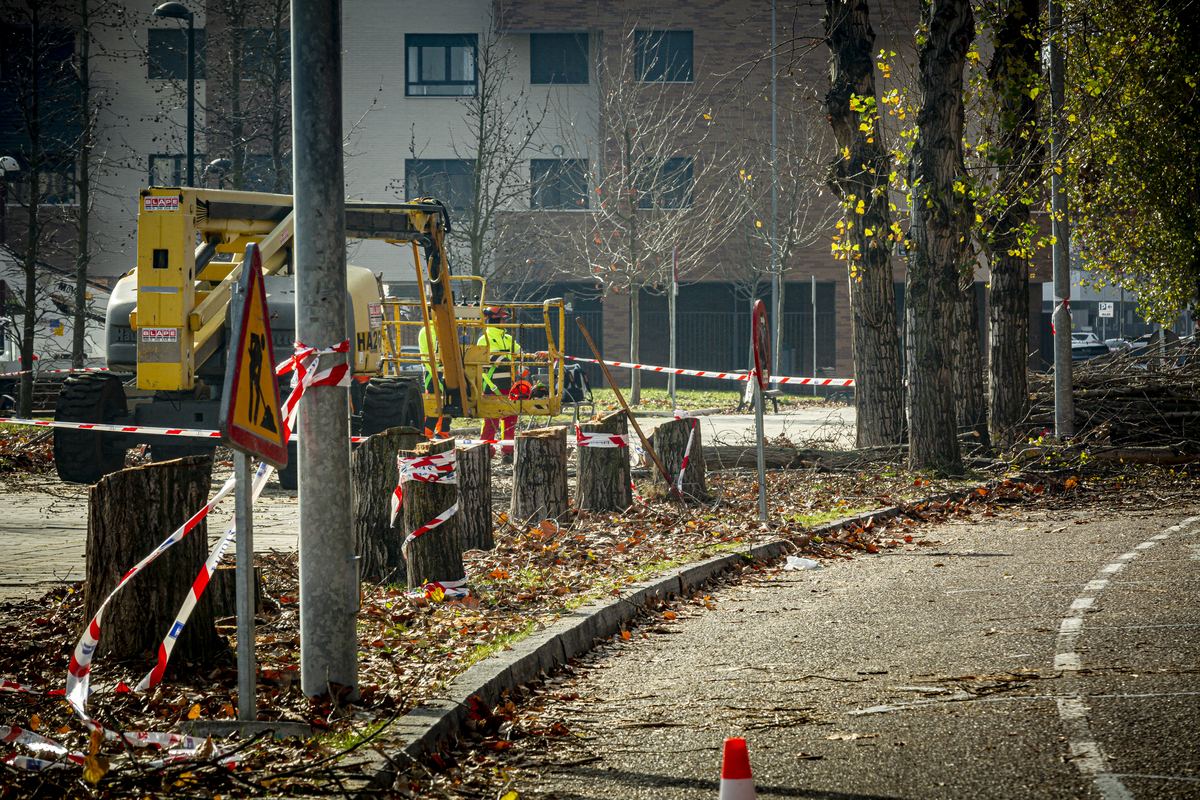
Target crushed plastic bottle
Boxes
[784,556,822,571]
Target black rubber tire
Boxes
[359,377,425,437]
[277,442,298,491]
[53,373,129,484]
[150,443,217,463]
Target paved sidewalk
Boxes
[0,483,299,602]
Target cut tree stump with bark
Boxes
[401,438,463,590]
[456,442,494,551]
[511,426,570,522]
[576,411,633,512]
[85,456,221,663]
[209,565,262,619]
[646,417,708,502]
[353,426,424,583]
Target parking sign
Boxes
[1099,302,1114,318]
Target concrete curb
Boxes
[353,481,987,788]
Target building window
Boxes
[8,160,76,206]
[241,153,290,192]
[241,28,290,80]
[405,34,476,97]
[634,30,692,82]
[148,153,205,187]
[637,157,692,210]
[147,27,206,80]
[531,159,588,209]
[405,159,474,215]
[529,33,588,84]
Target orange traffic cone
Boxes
[719,737,756,800]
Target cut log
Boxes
[576,411,632,512]
[353,426,424,584]
[1090,447,1198,465]
[456,442,494,551]
[646,418,708,502]
[209,565,262,619]
[85,456,221,663]
[511,426,570,522]
[401,438,464,589]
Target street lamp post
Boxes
[153,2,195,187]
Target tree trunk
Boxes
[985,0,1041,449]
[823,0,905,449]
[904,0,974,472]
[576,411,633,512]
[353,426,423,583]
[952,281,990,449]
[629,291,641,405]
[209,564,262,619]
[456,441,494,550]
[646,417,708,502]
[510,426,570,522]
[85,456,221,663]
[402,438,464,589]
[72,0,91,369]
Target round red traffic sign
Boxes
[752,299,770,391]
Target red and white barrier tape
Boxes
[564,355,855,387]
[574,426,629,448]
[1,726,86,767]
[66,473,237,721]
[0,367,110,378]
[390,450,457,526]
[137,460,275,692]
[0,679,40,694]
[675,418,698,493]
[276,340,352,441]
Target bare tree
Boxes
[718,92,836,372]
[539,25,737,404]
[904,0,974,472]
[822,0,905,448]
[401,21,549,300]
[0,0,81,415]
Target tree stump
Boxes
[576,411,632,512]
[401,438,464,589]
[85,456,221,663]
[209,565,262,619]
[646,417,708,502]
[510,426,570,522]
[353,426,424,584]
[456,442,494,551]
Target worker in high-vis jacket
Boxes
[417,323,451,437]
[477,306,521,462]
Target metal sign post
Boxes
[752,300,770,523]
[219,243,287,722]
[669,245,678,415]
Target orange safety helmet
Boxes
[484,306,508,322]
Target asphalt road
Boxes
[448,502,1200,799]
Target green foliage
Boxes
[1064,0,1200,321]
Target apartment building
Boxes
[3,0,1064,386]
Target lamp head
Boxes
[0,156,19,173]
[153,2,192,20]
[205,158,232,174]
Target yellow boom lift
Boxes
[53,188,564,487]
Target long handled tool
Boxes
[575,317,683,503]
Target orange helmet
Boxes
[484,306,508,322]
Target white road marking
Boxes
[848,690,1200,716]
[1053,515,1200,800]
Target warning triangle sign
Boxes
[220,243,288,467]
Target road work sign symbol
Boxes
[220,243,288,467]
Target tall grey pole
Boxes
[769,0,780,378]
[186,14,195,187]
[1049,0,1075,437]
[233,452,255,719]
[755,378,767,522]
[292,0,357,699]
[669,245,677,413]
[811,274,817,396]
